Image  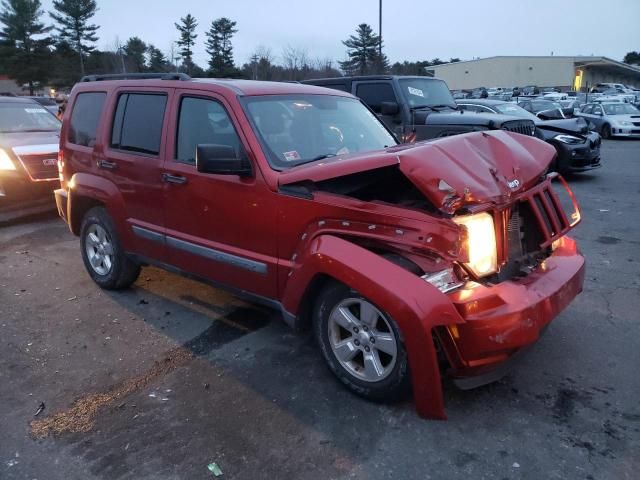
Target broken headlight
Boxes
[454,212,498,277]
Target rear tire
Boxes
[601,123,611,139]
[313,281,411,402]
[80,206,140,290]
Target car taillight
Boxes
[57,150,64,182]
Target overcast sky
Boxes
[40,0,639,67]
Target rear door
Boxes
[161,89,278,299]
[100,87,173,261]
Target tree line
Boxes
[0,0,463,93]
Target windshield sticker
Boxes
[283,150,301,162]
[407,87,424,98]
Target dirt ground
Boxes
[1,139,639,479]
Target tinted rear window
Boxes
[69,92,106,147]
[111,93,167,155]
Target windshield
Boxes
[603,103,639,115]
[0,103,61,133]
[398,78,456,109]
[531,100,561,112]
[494,103,539,121]
[243,95,397,170]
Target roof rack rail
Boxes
[80,73,191,82]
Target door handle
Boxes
[97,159,117,170]
[162,173,188,185]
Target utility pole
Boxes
[378,0,382,59]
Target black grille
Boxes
[18,153,58,181]
[502,120,536,136]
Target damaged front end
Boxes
[280,130,585,417]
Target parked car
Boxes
[457,99,601,173]
[24,96,59,116]
[0,97,61,222]
[516,98,567,119]
[575,102,640,138]
[302,76,535,142]
[55,74,585,420]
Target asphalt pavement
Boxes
[1,139,639,480]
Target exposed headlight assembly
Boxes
[454,212,498,277]
[0,148,16,171]
[555,134,584,144]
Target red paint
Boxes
[57,79,585,419]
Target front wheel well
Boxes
[69,195,105,236]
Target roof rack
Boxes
[80,73,191,82]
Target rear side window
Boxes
[355,83,396,113]
[320,83,349,92]
[111,93,167,155]
[68,92,106,147]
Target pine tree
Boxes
[175,13,197,74]
[205,17,237,77]
[0,0,52,94]
[124,36,146,72]
[339,23,388,76]
[49,0,99,76]
[147,44,169,72]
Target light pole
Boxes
[379,0,382,59]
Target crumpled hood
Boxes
[537,117,589,135]
[279,131,555,214]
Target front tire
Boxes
[313,282,411,402]
[80,207,140,290]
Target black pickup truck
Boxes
[303,75,535,142]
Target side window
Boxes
[355,83,396,113]
[176,96,242,164]
[581,105,593,114]
[68,92,106,147]
[110,93,167,155]
[592,105,603,115]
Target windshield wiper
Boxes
[429,104,457,110]
[409,105,437,112]
[294,153,337,166]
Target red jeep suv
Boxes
[55,74,585,419]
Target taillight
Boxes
[57,150,64,182]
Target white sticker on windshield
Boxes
[408,87,424,97]
[283,150,301,162]
[25,108,48,114]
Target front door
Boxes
[161,90,278,299]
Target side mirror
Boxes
[380,101,400,116]
[196,144,252,177]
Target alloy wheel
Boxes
[327,298,398,382]
[84,224,114,276]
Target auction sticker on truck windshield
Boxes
[407,87,424,97]
[283,150,301,162]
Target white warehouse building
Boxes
[428,56,640,91]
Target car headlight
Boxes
[616,121,632,126]
[454,212,498,277]
[555,134,584,144]
[0,148,17,171]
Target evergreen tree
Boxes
[339,23,388,75]
[175,13,197,74]
[205,17,238,77]
[49,0,99,76]
[124,36,146,72]
[147,44,170,72]
[0,0,52,94]
[624,51,640,65]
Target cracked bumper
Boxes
[440,236,585,383]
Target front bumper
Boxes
[0,172,57,221]
[439,235,585,384]
[611,127,640,137]
[556,134,601,171]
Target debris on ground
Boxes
[207,462,223,476]
[138,299,149,305]
[67,296,77,301]
[512,462,520,468]
[34,402,45,417]
[30,347,193,438]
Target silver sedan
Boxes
[575,102,640,139]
